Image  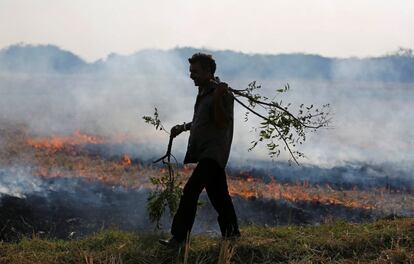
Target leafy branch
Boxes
[227,81,331,165]
[142,107,169,135]
[142,108,182,229]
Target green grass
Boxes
[0,218,413,264]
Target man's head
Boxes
[188,53,216,87]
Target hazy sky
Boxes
[1,0,413,62]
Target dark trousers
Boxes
[171,158,239,241]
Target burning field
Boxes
[0,120,413,241]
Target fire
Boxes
[228,175,377,209]
[246,175,254,182]
[121,154,132,167]
[26,130,105,152]
[1,124,411,215]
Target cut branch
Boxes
[230,88,326,129]
[232,95,300,165]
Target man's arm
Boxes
[171,122,192,138]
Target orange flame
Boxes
[26,130,105,152]
[228,175,377,209]
[121,154,132,167]
[16,129,413,213]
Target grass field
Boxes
[0,217,412,264]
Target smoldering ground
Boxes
[0,167,382,241]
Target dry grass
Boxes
[0,217,413,264]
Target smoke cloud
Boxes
[0,44,413,168]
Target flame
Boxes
[26,130,105,152]
[228,175,378,209]
[246,175,254,182]
[121,154,132,167]
[0,126,409,214]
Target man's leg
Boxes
[170,161,206,242]
[204,159,240,238]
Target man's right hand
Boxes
[171,124,184,138]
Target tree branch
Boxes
[232,95,300,165]
[230,88,325,129]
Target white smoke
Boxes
[0,167,45,198]
[0,45,413,168]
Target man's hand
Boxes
[170,124,185,138]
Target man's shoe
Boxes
[158,237,185,249]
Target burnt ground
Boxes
[0,176,377,242]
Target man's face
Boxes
[189,62,212,87]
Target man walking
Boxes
[159,53,240,248]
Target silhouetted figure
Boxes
[159,53,240,248]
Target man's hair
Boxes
[188,53,216,74]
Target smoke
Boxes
[0,166,379,241]
[228,160,414,193]
[1,45,412,242]
[256,79,414,166]
[0,49,192,160]
[0,167,43,198]
[0,44,413,167]
[0,166,152,240]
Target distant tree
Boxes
[393,47,413,57]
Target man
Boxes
[159,53,240,248]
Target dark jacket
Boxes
[184,79,234,168]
